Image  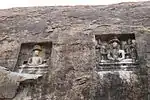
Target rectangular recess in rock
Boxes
[95,34,138,71]
[13,42,52,74]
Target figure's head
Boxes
[34,50,40,56]
[102,45,106,49]
[122,41,127,45]
[32,45,42,56]
[112,41,118,48]
[109,36,120,44]
[132,39,136,45]
[127,39,132,44]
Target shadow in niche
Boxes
[95,34,136,42]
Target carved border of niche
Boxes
[13,41,52,71]
[95,34,139,71]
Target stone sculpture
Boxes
[100,42,108,62]
[125,39,132,59]
[96,36,138,64]
[27,45,43,66]
[107,37,125,62]
[18,45,48,75]
[12,44,49,100]
[96,39,102,62]
[130,40,138,62]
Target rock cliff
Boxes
[0,1,149,100]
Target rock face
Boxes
[0,66,41,99]
[0,1,150,100]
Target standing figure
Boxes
[107,37,125,62]
[125,39,132,59]
[100,42,108,62]
[130,40,138,62]
[96,39,102,63]
[124,39,138,62]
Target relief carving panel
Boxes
[95,34,138,71]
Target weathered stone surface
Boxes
[0,66,41,99]
[0,1,149,100]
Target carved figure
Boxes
[100,42,108,62]
[130,40,138,62]
[121,41,127,50]
[125,39,131,58]
[96,35,138,64]
[107,37,125,62]
[96,39,102,62]
[18,45,48,74]
[124,39,138,61]
[28,45,43,66]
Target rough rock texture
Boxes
[0,1,150,100]
[0,66,41,99]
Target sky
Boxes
[0,0,148,9]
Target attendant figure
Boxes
[130,40,138,62]
[96,39,102,62]
[100,42,108,62]
[125,39,132,59]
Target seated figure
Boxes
[18,45,48,74]
[28,45,43,66]
[107,37,125,62]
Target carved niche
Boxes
[14,42,52,74]
[95,34,138,70]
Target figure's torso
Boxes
[29,57,42,65]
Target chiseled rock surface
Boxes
[0,66,41,99]
[0,1,149,100]
[0,1,150,68]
